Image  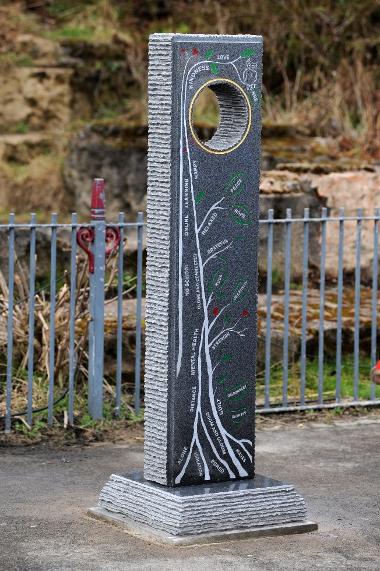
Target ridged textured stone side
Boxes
[144,34,175,485]
[98,473,307,537]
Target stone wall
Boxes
[316,171,380,279]
[63,123,147,219]
[0,33,134,215]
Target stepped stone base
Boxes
[89,471,317,545]
[88,507,317,546]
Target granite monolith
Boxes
[89,33,317,544]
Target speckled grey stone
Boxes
[144,33,173,485]
[88,507,317,546]
[97,472,308,537]
[93,34,314,540]
[145,33,263,487]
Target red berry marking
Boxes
[241,309,250,317]
[192,48,199,56]
[213,307,219,317]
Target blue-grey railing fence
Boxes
[1,200,380,432]
[259,206,380,412]
[0,204,144,432]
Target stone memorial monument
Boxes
[89,33,317,544]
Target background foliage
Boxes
[8,0,378,155]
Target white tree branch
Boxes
[208,303,230,333]
[209,317,242,348]
[224,430,253,462]
[232,327,248,339]
[197,197,226,233]
[199,412,235,478]
[212,361,220,374]
[196,436,210,480]
[203,240,233,269]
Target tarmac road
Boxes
[1,416,379,570]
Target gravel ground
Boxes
[1,416,379,570]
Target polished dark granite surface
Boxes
[146,35,263,486]
[116,471,290,497]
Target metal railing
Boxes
[258,206,380,412]
[0,202,144,432]
[1,202,380,432]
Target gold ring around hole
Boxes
[189,78,252,155]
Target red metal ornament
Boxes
[370,360,380,385]
[105,226,121,256]
[76,178,121,273]
[76,227,95,273]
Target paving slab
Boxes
[0,418,379,570]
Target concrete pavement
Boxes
[1,417,379,570]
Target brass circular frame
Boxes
[189,78,252,155]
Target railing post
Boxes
[77,179,121,421]
[89,179,106,419]
[134,211,144,414]
[76,179,106,419]
[264,209,274,409]
[5,213,15,433]
[282,208,292,407]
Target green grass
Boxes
[264,267,302,292]
[0,52,34,68]
[5,350,380,437]
[256,355,380,405]
[271,267,283,289]
[13,121,29,134]
[0,361,142,438]
[45,25,95,42]
[95,106,123,121]
[46,1,92,20]
[108,270,146,297]
[10,380,143,439]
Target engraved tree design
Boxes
[175,51,258,484]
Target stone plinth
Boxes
[89,471,315,545]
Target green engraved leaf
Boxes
[223,314,232,326]
[230,204,253,226]
[208,265,229,294]
[224,171,245,197]
[210,62,219,74]
[205,49,214,59]
[232,278,249,303]
[241,47,254,58]
[232,412,247,426]
[228,391,246,403]
[195,191,206,204]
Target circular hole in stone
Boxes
[191,87,220,142]
[190,79,250,153]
